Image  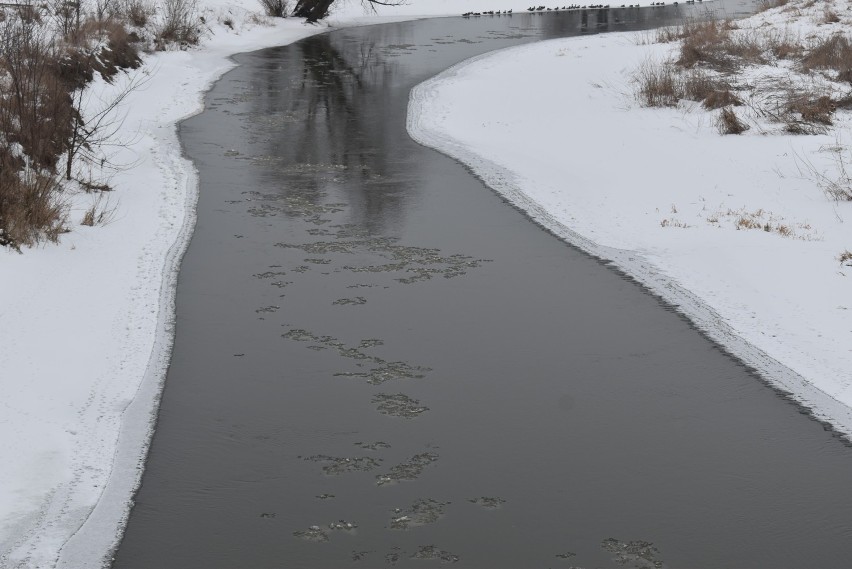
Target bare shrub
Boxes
[0,16,71,172]
[635,61,680,107]
[717,107,749,134]
[123,0,152,27]
[50,0,83,37]
[259,0,288,17]
[156,0,200,47]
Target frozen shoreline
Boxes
[2,0,851,566]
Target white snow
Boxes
[0,0,850,567]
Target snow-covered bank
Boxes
[408,5,852,438]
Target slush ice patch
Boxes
[373,393,429,418]
[389,498,449,530]
[376,452,439,486]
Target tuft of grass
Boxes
[703,88,742,109]
[660,218,690,228]
[802,34,852,78]
[839,250,852,265]
[676,20,765,71]
[786,94,835,125]
[822,8,840,25]
[766,30,804,59]
[0,166,67,249]
[635,60,681,107]
[81,193,115,227]
[717,107,749,134]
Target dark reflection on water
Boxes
[113,6,852,569]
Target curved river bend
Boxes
[114,7,852,569]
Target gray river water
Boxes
[112,6,852,569]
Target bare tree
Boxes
[292,0,405,23]
[64,70,143,182]
[50,0,83,37]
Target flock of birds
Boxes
[461,0,701,15]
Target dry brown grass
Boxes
[822,7,840,24]
[802,33,852,77]
[786,94,835,125]
[677,20,765,71]
[681,71,742,108]
[703,88,743,109]
[717,107,749,134]
[81,193,115,226]
[765,30,804,59]
[635,61,681,107]
[0,165,67,249]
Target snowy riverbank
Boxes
[1,0,850,567]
